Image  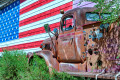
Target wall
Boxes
[0,0,95,53]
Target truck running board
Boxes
[64,72,120,80]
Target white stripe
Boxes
[0,32,54,47]
[20,0,72,21]
[20,0,38,9]
[0,47,41,55]
[19,14,62,33]
[22,47,41,53]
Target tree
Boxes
[76,0,120,24]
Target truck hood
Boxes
[42,36,56,44]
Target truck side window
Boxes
[61,15,74,31]
[86,12,111,21]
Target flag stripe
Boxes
[23,47,41,53]
[0,47,42,54]
[19,14,62,33]
[20,0,54,15]
[19,22,60,38]
[19,0,72,21]
[20,0,26,3]
[0,32,53,48]
[20,0,38,9]
[19,19,72,38]
[0,40,43,52]
[19,1,73,27]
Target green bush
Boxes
[0,50,91,80]
[0,50,29,80]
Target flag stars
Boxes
[17,1,19,4]
[0,1,19,43]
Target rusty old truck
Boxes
[27,7,120,80]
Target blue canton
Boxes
[0,0,20,43]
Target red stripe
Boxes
[19,19,72,38]
[20,0,26,3]
[0,40,43,52]
[20,0,54,15]
[19,1,73,27]
[19,22,60,38]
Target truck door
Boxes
[57,15,78,62]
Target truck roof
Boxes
[60,7,97,27]
[64,7,96,16]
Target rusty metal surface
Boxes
[27,50,59,72]
[59,61,87,72]
[65,72,120,80]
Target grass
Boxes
[0,50,91,80]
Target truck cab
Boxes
[42,7,102,63]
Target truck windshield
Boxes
[86,12,111,21]
[61,15,74,31]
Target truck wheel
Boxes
[29,56,49,73]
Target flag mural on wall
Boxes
[0,0,95,53]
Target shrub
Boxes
[0,50,91,80]
[0,50,29,80]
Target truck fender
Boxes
[27,50,59,73]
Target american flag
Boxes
[0,0,95,53]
